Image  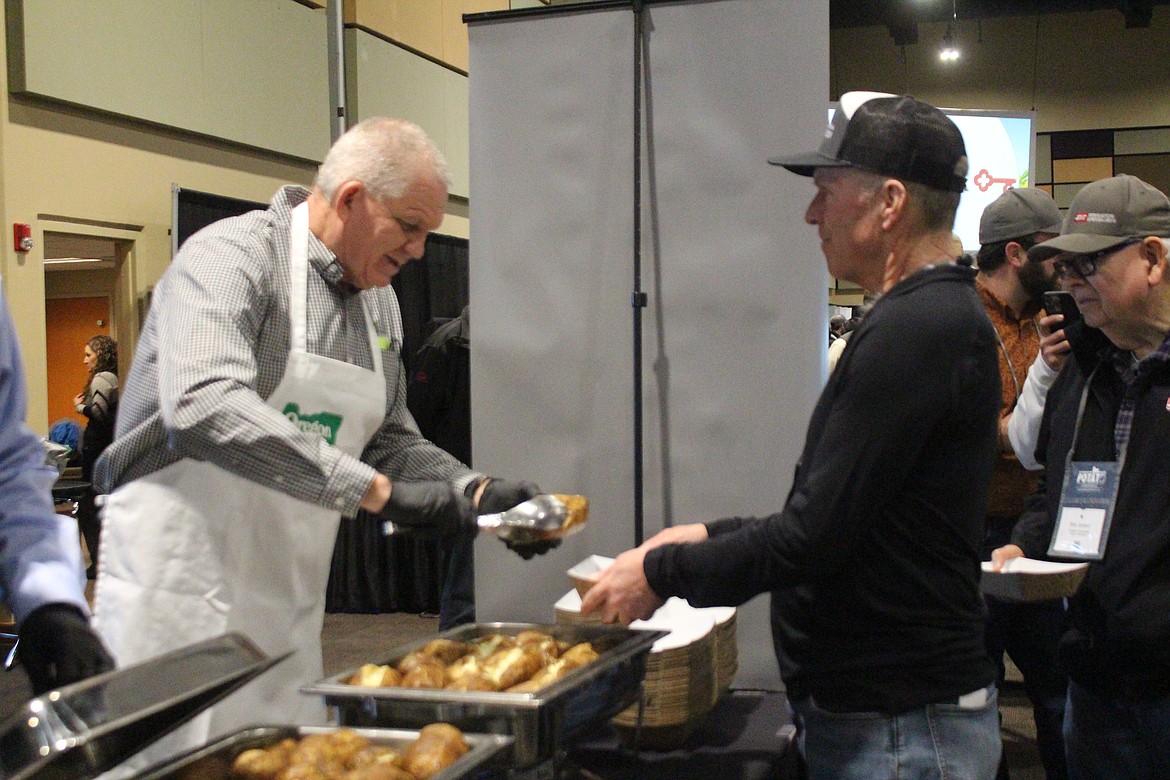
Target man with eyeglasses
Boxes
[992,174,1170,779]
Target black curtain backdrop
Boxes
[326,233,470,614]
[174,188,267,251]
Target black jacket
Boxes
[646,265,1000,713]
[1013,328,1170,699]
[407,308,471,466]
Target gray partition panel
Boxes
[468,0,828,687]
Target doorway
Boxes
[45,296,110,426]
[42,230,134,428]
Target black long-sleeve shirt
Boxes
[646,265,1000,713]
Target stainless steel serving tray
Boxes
[0,633,288,780]
[130,725,514,780]
[302,622,665,769]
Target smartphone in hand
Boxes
[1042,290,1082,327]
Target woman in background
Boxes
[74,335,118,578]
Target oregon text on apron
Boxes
[93,201,386,766]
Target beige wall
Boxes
[12,0,332,161]
[5,2,1169,429]
[1,1,477,432]
[0,20,316,431]
[345,0,509,73]
[831,8,1170,132]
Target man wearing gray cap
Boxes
[975,187,1069,780]
[583,92,1002,779]
[992,174,1170,778]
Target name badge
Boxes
[1049,461,1120,561]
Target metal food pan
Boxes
[302,622,665,768]
[130,725,513,780]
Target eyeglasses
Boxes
[1052,239,1141,280]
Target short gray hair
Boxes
[904,181,962,233]
[839,168,961,233]
[314,118,452,202]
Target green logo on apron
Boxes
[282,403,342,445]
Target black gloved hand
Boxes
[504,536,562,560]
[382,480,475,537]
[17,603,115,695]
[469,478,563,560]
[472,479,542,515]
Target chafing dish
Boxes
[302,622,665,768]
[130,725,513,780]
[0,633,287,780]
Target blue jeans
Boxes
[791,686,1001,780]
[1065,680,1170,780]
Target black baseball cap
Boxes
[769,91,968,193]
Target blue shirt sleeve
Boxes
[0,279,88,624]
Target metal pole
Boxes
[631,0,647,547]
[327,0,347,142]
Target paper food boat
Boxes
[566,554,613,598]
[980,557,1089,602]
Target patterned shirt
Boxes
[1110,331,1170,456]
[95,186,477,516]
[976,277,1042,518]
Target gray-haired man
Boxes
[584,93,1003,779]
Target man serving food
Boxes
[93,118,545,761]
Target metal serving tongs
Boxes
[382,493,589,543]
[477,493,589,544]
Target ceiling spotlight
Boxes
[939,25,960,61]
[938,0,960,62]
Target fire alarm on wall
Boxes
[13,224,32,252]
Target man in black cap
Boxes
[993,174,1170,779]
[583,92,1002,779]
[975,188,1070,780]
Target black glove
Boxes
[17,604,115,695]
[382,481,475,537]
[470,479,562,560]
[504,536,562,560]
[472,478,542,515]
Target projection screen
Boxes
[467,0,828,686]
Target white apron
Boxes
[93,202,386,764]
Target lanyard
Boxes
[993,317,1042,402]
[1067,367,1127,477]
[1047,364,1124,560]
[1065,363,1130,475]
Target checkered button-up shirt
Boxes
[1110,331,1170,457]
[95,186,477,516]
